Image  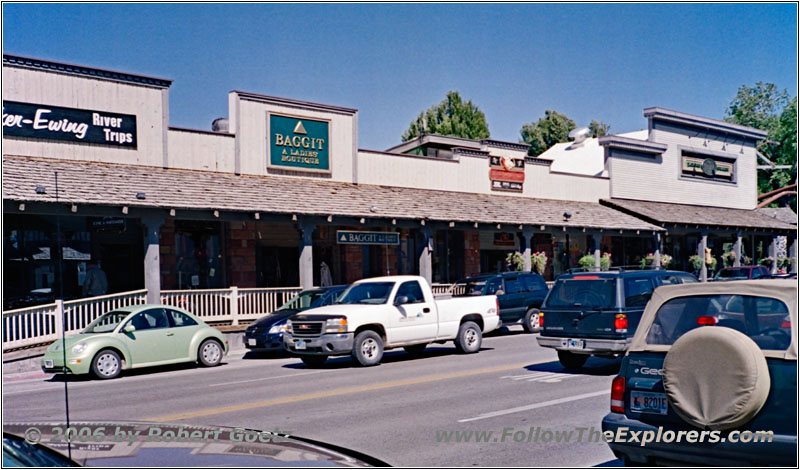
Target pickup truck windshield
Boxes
[546,279,617,309]
[337,282,395,304]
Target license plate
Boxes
[248,338,256,347]
[630,391,669,415]
[561,339,584,349]
[44,360,54,368]
[295,340,306,350]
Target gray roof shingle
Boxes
[602,198,796,232]
[2,156,664,232]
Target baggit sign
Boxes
[269,113,330,173]
[489,155,525,192]
[337,231,400,246]
[2,101,137,148]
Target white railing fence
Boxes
[3,282,552,351]
[3,286,303,351]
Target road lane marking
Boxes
[207,370,327,387]
[500,372,583,383]
[458,389,609,423]
[145,361,538,422]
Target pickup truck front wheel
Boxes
[455,321,482,354]
[352,331,383,367]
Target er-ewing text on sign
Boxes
[489,155,525,192]
[337,231,400,246]
[269,114,330,172]
[3,101,137,148]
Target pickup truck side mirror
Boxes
[394,295,410,306]
[123,324,136,333]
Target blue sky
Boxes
[3,3,797,150]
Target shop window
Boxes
[680,150,735,184]
[175,221,224,289]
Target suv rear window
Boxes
[646,295,791,351]
[546,278,616,309]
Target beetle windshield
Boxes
[83,310,130,333]
[336,282,395,304]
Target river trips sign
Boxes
[3,101,137,148]
[269,114,330,173]
[337,231,400,246]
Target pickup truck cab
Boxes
[536,269,698,369]
[451,271,549,333]
[283,275,500,367]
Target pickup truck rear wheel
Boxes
[352,331,383,366]
[455,321,482,354]
[300,355,328,367]
[523,308,540,333]
[557,350,588,369]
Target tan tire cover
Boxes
[662,326,770,431]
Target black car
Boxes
[451,271,548,333]
[536,269,698,369]
[244,285,348,353]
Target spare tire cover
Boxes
[662,326,770,431]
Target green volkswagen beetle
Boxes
[40,305,228,379]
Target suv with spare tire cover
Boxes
[536,270,698,369]
[602,279,796,467]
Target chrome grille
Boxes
[292,321,324,337]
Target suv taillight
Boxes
[614,314,627,333]
[496,297,500,316]
[697,316,717,326]
[539,312,544,327]
[610,376,625,413]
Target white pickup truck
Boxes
[283,275,500,366]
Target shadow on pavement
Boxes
[241,350,291,360]
[524,356,622,376]
[46,359,234,382]
[484,326,537,338]
[594,459,624,467]
[280,345,494,370]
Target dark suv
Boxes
[714,265,771,281]
[536,269,697,369]
[451,272,549,333]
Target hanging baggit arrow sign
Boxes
[336,231,400,245]
[268,113,331,173]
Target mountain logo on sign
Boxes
[293,121,307,135]
[340,234,348,242]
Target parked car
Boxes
[450,271,548,333]
[713,265,771,281]
[602,279,796,466]
[283,275,500,367]
[40,305,228,379]
[3,422,388,466]
[244,285,348,353]
[536,269,698,369]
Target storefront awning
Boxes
[601,198,796,233]
[3,156,663,233]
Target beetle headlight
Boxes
[325,317,348,333]
[72,342,88,354]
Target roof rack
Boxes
[567,265,668,274]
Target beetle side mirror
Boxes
[394,295,410,306]
[123,324,136,333]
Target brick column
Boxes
[463,231,481,277]
[227,221,257,287]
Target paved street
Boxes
[3,329,622,467]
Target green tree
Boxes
[401,91,490,141]
[589,120,610,138]
[520,110,576,157]
[725,83,797,206]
